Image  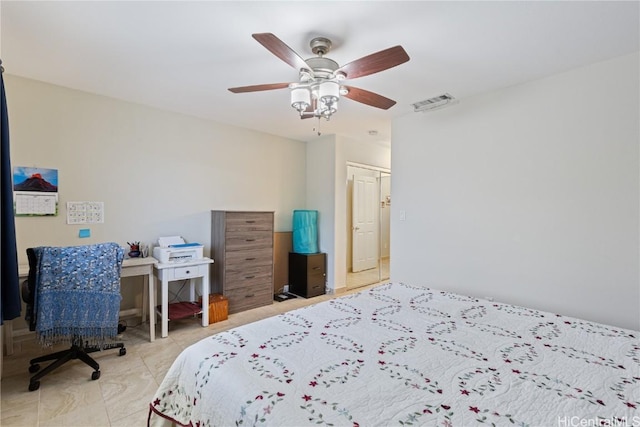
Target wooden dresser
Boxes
[211,211,274,313]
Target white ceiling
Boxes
[1,1,638,144]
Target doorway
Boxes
[346,164,390,289]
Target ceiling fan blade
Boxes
[337,46,410,79]
[343,85,397,110]
[252,33,311,72]
[228,82,290,93]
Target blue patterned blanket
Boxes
[33,243,124,346]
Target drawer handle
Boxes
[245,293,255,298]
[245,275,255,279]
[245,220,256,223]
[245,257,256,261]
[312,267,321,270]
[245,239,255,242]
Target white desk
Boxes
[154,258,214,338]
[118,257,158,342]
[5,256,158,356]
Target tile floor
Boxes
[346,257,390,289]
[1,285,376,427]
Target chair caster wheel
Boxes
[119,347,126,356]
[28,364,40,373]
[28,381,40,391]
[91,370,101,380]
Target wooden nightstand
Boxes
[288,252,326,298]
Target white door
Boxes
[352,174,378,272]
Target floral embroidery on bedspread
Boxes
[149,282,640,427]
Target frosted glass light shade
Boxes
[319,81,339,104]
[291,88,310,112]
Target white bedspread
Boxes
[149,282,639,426]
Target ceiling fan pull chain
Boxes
[314,117,322,136]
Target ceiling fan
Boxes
[228,33,410,120]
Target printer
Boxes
[153,236,204,264]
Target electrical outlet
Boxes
[283,285,289,293]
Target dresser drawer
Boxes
[226,284,273,313]
[307,271,326,286]
[225,267,272,290]
[306,255,326,272]
[225,231,273,251]
[156,263,208,281]
[225,248,272,267]
[225,213,273,232]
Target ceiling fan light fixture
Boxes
[291,87,311,113]
[317,81,340,118]
[319,81,339,104]
[320,96,338,117]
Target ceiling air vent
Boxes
[412,93,457,112]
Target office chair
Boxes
[22,242,127,391]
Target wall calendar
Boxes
[13,166,59,216]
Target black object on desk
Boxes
[288,252,326,298]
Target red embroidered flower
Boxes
[276,392,285,397]
[309,381,318,387]
[461,389,470,395]
[153,398,160,406]
[302,395,312,401]
[469,406,480,413]
[255,395,264,400]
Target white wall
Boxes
[305,135,336,289]
[392,53,639,330]
[306,134,391,292]
[6,75,307,309]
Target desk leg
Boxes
[201,272,209,327]
[189,279,196,302]
[141,275,148,324]
[3,320,14,356]
[148,271,155,342]
[161,277,169,338]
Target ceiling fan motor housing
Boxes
[304,57,340,79]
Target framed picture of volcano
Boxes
[13,166,58,216]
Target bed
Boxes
[148,282,639,426]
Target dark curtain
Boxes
[1,60,21,324]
